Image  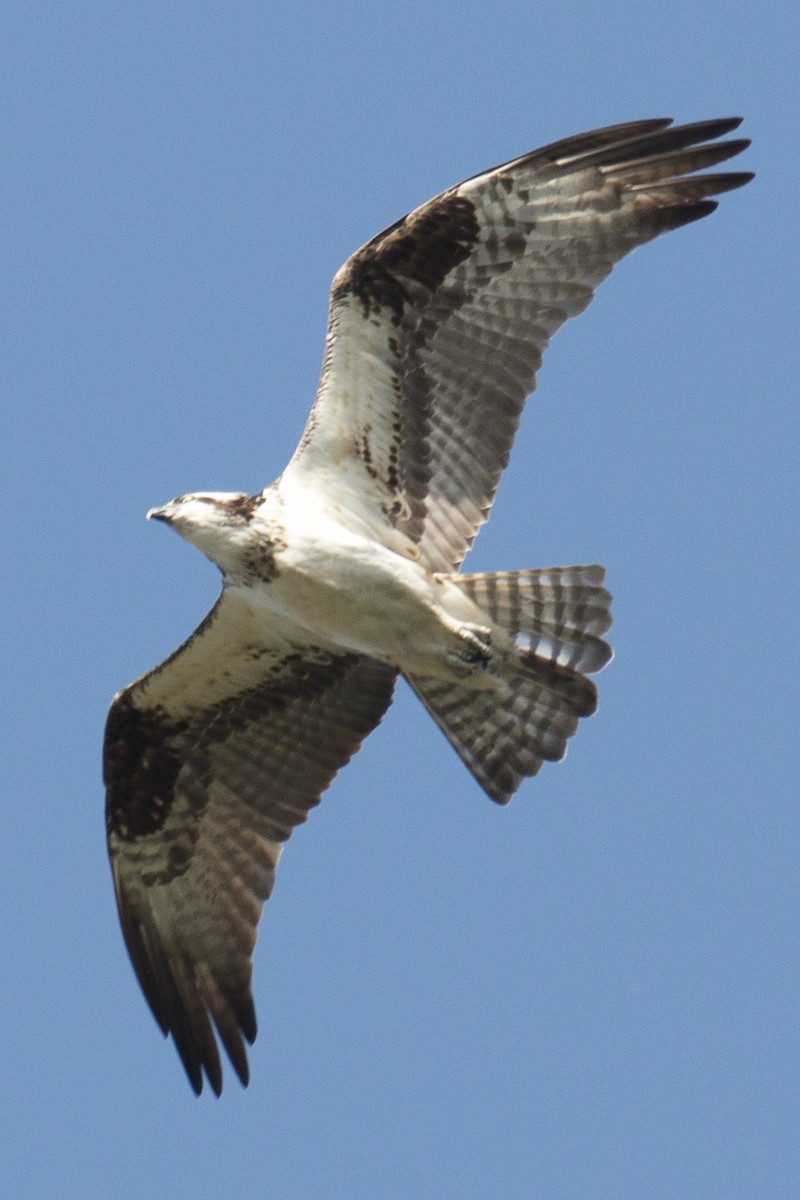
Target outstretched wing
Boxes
[105,591,397,1094]
[284,117,752,571]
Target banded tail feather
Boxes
[439,565,612,672]
[407,565,613,803]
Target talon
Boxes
[459,625,492,668]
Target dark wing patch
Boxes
[285,117,752,570]
[105,598,397,1095]
[335,194,480,319]
[105,697,190,842]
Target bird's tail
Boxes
[405,565,612,803]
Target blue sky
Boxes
[2,3,797,1197]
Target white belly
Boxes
[247,509,485,674]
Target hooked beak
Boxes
[147,505,171,523]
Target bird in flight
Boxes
[104,117,752,1094]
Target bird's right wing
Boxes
[104,590,397,1094]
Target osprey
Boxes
[105,118,752,1094]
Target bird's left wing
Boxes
[104,590,396,1094]
[282,117,752,571]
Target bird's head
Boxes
[148,491,261,572]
